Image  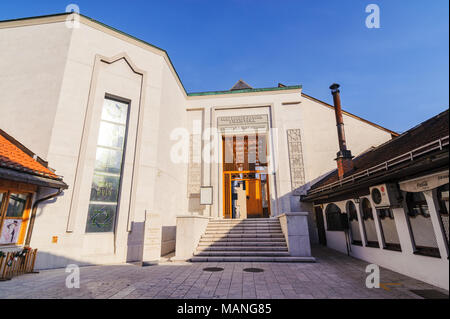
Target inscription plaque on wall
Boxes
[217,114,269,133]
[187,133,202,196]
[287,129,306,195]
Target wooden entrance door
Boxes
[246,179,263,218]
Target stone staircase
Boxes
[189,218,315,262]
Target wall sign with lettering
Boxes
[399,171,449,193]
[217,114,269,133]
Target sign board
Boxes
[399,171,449,193]
[200,186,213,205]
[217,114,269,133]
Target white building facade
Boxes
[0,13,396,270]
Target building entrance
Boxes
[222,134,270,219]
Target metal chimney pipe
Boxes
[330,83,347,151]
[329,83,353,179]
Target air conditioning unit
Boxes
[369,183,402,208]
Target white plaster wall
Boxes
[186,109,205,215]
[0,22,73,157]
[153,61,188,228]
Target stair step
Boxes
[204,230,282,235]
[189,256,316,262]
[208,223,280,228]
[206,225,281,228]
[196,246,288,252]
[194,251,291,257]
[188,218,311,263]
[206,226,282,230]
[207,224,281,227]
[208,221,279,225]
[199,238,286,243]
[198,241,287,247]
[201,234,285,239]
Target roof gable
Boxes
[230,80,253,91]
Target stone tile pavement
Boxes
[0,245,448,299]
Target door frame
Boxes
[314,205,327,246]
[223,170,270,219]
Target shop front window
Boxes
[0,192,31,245]
[347,201,362,246]
[361,198,379,248]
[325,203,345,231]
[377,208,401,251]
[406,192,440,258]
[437,184,449,249]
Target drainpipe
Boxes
[330,83,354,179]
[24,189,63,247]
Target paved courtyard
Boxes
[0,246,447,299]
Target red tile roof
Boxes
[0,129,60,179]
[310,109,449,190]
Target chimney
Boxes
[330,83,353,179]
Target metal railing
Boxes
[308,135,449,196]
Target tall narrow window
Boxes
[86,97,129,233]
[361,198,379,248]
[377,208,401,251]
[347,201,362,246]
[405,192,440,258]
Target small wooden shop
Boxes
[0,129,67,280]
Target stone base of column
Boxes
[142,211,162,264]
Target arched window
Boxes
[325,203,344,231]
[360,198,379,248]
[405,192,440,258]
[361,198,374,220]
[437,184,449,247]
[347,201,362,246]
[348,201,358,221]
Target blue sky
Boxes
[1,0,448,133]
